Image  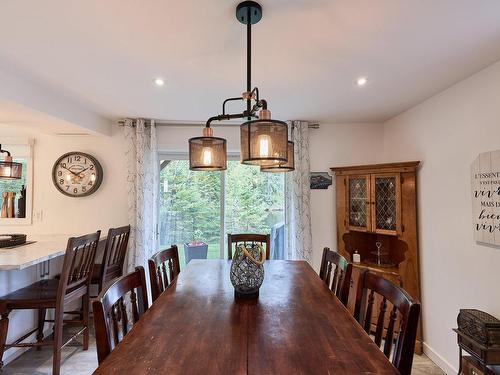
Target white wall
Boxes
[382,60,500,374]
[0,123,128,363]
[308,123,384,270]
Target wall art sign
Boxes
[471,150,500,246]
[310,172,332,189]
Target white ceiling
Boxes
[0,100,91,134]
[1,0,500,124]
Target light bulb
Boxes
[258,135,270,157]
[154,78,165,86]
[202,148,213,165]
[4,166,11,176]
[356,77,368,86]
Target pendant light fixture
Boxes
[261,141,295,172]
[0,144,22,179]
[189,126,227,171]
[188,1,290,172]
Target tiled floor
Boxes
[3,326,445,375]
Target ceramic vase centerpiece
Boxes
[230,243,266,299]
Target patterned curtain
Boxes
[285,120,312,263]
[123,118,158,271]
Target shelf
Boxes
[352,261,400,276]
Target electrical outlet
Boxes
[33,210,43,222]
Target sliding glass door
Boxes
[158,156,285,267]
[159,159,222,267]
[224,161,284,258]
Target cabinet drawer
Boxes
[462,356,500,375]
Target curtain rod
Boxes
[117,119,320,129]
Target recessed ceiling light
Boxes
[356,77,368,87]
[154,78,165,87]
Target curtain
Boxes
[123,118,158,272]
[285,120,313,263]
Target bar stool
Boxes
[90,225,130,295]
[0,231,101,375]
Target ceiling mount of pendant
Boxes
[236,1,262,25]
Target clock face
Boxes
[52,152,103,197]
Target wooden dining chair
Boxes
[354,270,420,375]
[0,231,101,375]
[318,247,352,307]
[148,245,181,302]
[227,233,270,260]
[91,225,130,295]
[92,266,149,364]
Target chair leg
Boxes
[82,295,89,351]
[36,308,46,351]
[0,311,10,372]
[52,308,64,375]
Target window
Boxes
[0,138,33,225]
[158,156,285,267]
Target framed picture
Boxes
[310,172,332,189]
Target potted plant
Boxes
[184,230,208,264]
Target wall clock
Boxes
[52,152,103,197]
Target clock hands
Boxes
[61,165,80,176]
[62,165,91,177]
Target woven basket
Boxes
[458,309,500,347]
[0,234,27,248]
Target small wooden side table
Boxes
[454,329,500,375]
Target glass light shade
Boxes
[189,136,227,171]
[0,156,22,179]
[240,119,288,165]
[261,141,294,173]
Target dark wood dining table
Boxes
[93,260,399,374]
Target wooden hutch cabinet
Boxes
[331,161,422,353]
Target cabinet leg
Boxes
[457,348,462,375]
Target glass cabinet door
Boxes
[371,174,401,235]
[347,175,371,231]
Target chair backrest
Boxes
[148,245,181,302]
[57,231,101,304]
[354,270,420,375]
[98,225,131,292]
[92,266,149,364]
[318,247,352,306]
[227,233,270,260]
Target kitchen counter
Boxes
[0,234,101,271]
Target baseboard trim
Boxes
[423,342,457,375]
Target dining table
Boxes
[93,260,399,374]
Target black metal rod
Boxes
[250,86,259,102]
[206,112,247,127]
[246,5,251,120]
[222,97,243,115]
[0,145,10,156]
